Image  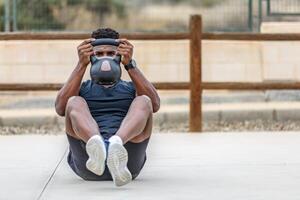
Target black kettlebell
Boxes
[90,38,122,85]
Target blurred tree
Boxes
[67,0,126,25]
[151,0,224,7]
[0,0,127,31]
[200,0,223,7]
[17,0,65,30]
[0,3,3,31]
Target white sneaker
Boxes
[86,135,106,176]
[107,136,132,187]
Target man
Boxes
[55,28,160,186]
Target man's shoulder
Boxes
[119,80,135,90]
[118,80,135,95]
[79,79,92,96]
[81,79,92,86]
[120,79,134,86]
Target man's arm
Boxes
[117,39,160,113]
[127,68,160,113]
[55,38,95,116]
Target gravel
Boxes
[2,90,300,109]
[205,120,300,132]
[0,124,65,135]
[155,120,300,132]
[1,120,300,135]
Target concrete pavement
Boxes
[1,132,300,200]
[0,135,67,200]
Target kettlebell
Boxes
[90,38,122,85]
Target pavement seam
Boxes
[37,147,68,200]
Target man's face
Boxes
[93,45,117,58]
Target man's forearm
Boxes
[127,68,160,112]
[55,63,87,116]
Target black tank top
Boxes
[79,79,136,139]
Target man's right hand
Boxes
[77,38,95,67]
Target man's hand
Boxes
[117,39,133,66]
[77,38,95,67]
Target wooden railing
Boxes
[1,14,300,132]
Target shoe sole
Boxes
[86,136,106,176]
[107,143,132,187]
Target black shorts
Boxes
[66,134,149,181]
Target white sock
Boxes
[109,135,123,145]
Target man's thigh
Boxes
[129,113,153,143]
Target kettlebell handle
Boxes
[90,38,121,64]
[91,38,120,47]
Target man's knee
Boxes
[130,134,150,143]
[134,95,153,113]
[66,96,87,115]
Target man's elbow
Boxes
[152,99,160,113]
[55,103,65,117]
[153,105,160,113]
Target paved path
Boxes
[1,132,300,200]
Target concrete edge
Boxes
[1,107,300,127]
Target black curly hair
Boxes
[91,28,119,39]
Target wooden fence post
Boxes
[189,15,202,132]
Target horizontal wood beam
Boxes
[154,82,190,90]
[2,82,300,91]
[0,82,190,91]
[2,32,300,41]
[0,32,190,40]
[202,82,300,90]
[0,83,63,91]
[202,33,300,41]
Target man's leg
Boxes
[65,96,99,142]
[115,95,153,144]
[65,96,106,176]
[107,95,153,186]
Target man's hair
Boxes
[91,28,119,39]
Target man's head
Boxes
[91,28,119,58]
[91,28,119,39]
[90,28,122,86]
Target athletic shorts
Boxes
[66,134,149,181]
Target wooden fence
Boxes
[1,14,300,132]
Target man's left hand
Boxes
[116,39,133,66]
